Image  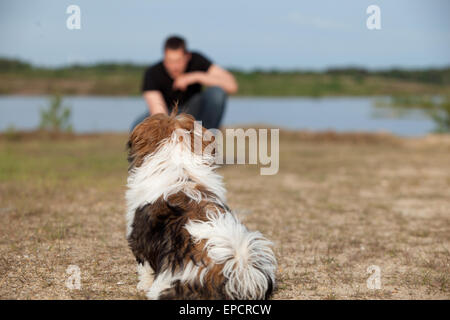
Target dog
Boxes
[125,109,277,299]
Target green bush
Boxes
[375,95,450,133]
[427,99,450,133]
[39,95,72,132]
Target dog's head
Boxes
[127,108,214,170]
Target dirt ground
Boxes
[0,130,449,299]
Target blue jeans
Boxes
[131,86,227,131]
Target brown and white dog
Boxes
[125,110,276,299]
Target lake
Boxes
[0,96,435,136]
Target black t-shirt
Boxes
[141,52,212,110]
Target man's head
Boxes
[163,36,191,79]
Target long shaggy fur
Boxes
[125,111,277,299]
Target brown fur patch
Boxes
[127,111,215,170]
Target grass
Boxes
[1,62,450,97]
[1,71,448,97]
[0,131,449,299]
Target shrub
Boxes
[39,95,72,132]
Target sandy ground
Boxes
[0,131,449,299]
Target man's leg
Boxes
[130,111,150,132]
[183,86,227,129]
[179,94,203,120]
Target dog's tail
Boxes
[184,210,277,299]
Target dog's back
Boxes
[128,191,275,300]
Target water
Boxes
[0,96,435,136]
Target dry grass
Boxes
[0,131,449,299]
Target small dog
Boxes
[125,110,276,299]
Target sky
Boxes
[0,0,449,70]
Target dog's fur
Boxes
[125,110,277,299]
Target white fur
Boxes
[136,261,154,291]
[126,129,226,237]
[146,270,173,300]
[185,209,277,300]
[145,261,204,299]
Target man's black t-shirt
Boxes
[141,52,212,110]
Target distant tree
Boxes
[0,58,32,72]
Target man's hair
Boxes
[164,36,187,52]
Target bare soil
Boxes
[0,131,449,299]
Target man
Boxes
[131,36,238,130]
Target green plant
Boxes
[4,124,20,141]
[427,99,450,133]
[39,95,72,132]
[374,95,450,133]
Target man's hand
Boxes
[173,66,238,94]
[172,73,200,91]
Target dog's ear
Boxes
[126,139,135,169]
[126,139,132,153]
[127,114,173,168]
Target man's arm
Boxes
[173,64,238,94]
[143,90,168,115]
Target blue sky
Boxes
[0,0,449,70]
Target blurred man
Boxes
[131,35,238,130]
